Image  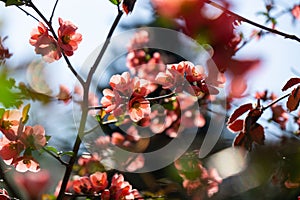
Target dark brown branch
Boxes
[206,0,300,43]
[16,5,39,22]
[50,0,59,23]
[262,93,290,111]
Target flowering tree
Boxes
[0,0,300,200]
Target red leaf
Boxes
[233,132,245,147]
[249,123,265,145]
[282,77,300,91]
[287,86,300,112]
[227,119,244,132]
[122,0,137,14]
[227,103,253,124]
[244,108,263,132]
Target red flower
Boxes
[20,125,47,150]
[90,172,108,192]
[73,176,93,194]
[30,22,62,62]
[14,170,50,200]
[13,156,40,172]
[0,141,24,164]
[58,18,82,56]
[292,5,300,20]
[128,96,150,122]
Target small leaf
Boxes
[287,86,300,112]
[45,135,51,141]
[109,0,119,5]
[122,0,137,14]
[249,123,265,145]
[44,146,59,155]
[227,103,253,124]
[22,103,30,123]
[228,119,244,132]
[282,77,300,91]
[60,151,74,157]
[5,0,24,6]
[233,132,246,147]
[244,108,263,132]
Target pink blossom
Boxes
[109,72,133,95]
[13,156,40,172]
[20,125,46,150]
[90,172,108,192]
[30,22,62,62]
[101,89,122,113]
[127,30,149,51]
[54,180,73,197]
[125,154,145,172]
[0,141,24,164]
[0,109,22,141]
[151,0,199,18]
[128,96,150,122]
[34,34,62,63]
[58,18,82,56]
[29,22,48,46]
[57,84,72,104]
[101,189,111,200]
[14,170,50,200]
[292,5,300,20]
[111,132,126,146]
[110,174,134,199]
[73,176,93,194]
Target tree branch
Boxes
[57,6,124,200]
[205,0,300,43]
[49,0,59,23]
[16,5,39,22]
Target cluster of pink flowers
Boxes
[126,30,165,81]
[55,172,142,200]
[30,18,82,63]
[174,152,222,199]
[156,61,216,97]
[0,109,47,172]
[101,72,151,122]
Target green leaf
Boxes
[0,108,5,119]
[45,135,51,142]
[44,146,59,155]
[4,0,24,6]
[22,103,30,123]
[60,151,74,157]
[0,72,23,108]
[109,0,119,5]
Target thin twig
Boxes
[146,92,176,101]
[42,147,68,166]
[49,0,59,23]
[16,5,39,22]
[84,125,99,135]
[262,93,290,111]
[205,0,300,43]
